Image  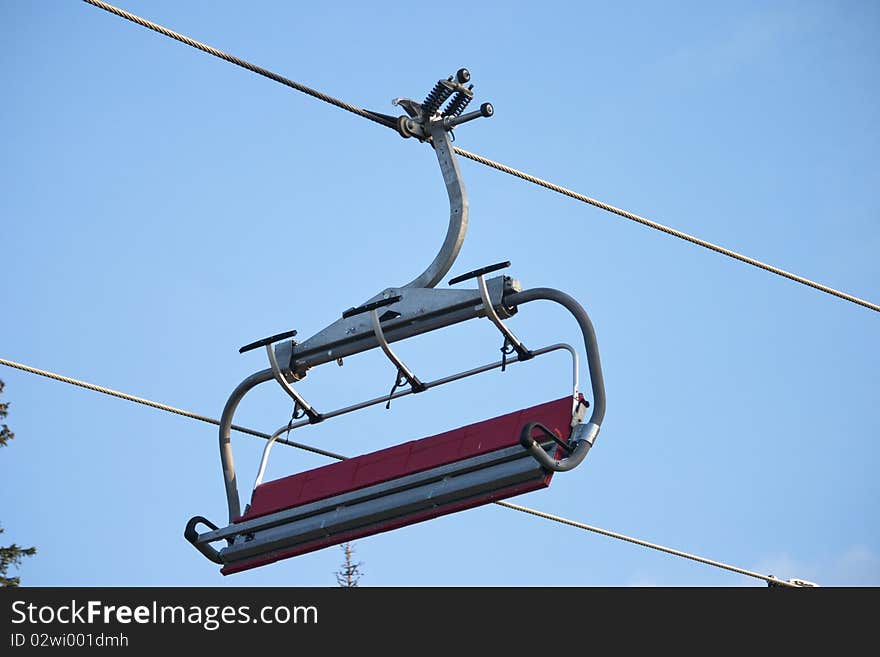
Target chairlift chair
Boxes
[185,69,607,574]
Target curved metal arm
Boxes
[477,273,531,359]
[370,309,425,392]
[520,421,600,472]
[505,287,606,472]
[401,124,468,289]
[219,368,274,522]
[266,344,321,422]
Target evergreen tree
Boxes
[0,380,36,587]
[0,380,13,447]
[334,542,364,587]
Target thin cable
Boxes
[2,355,792,586]
[81,1,879,315]
[494,500,798,587]
[0,357,345,461]
[82,0,396,130]
[453,147,879,313]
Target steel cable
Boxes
[453,148,879,312]
[82,0,396,130]
[0,357,345,460]
[494,501,798,587]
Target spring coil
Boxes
[422,79,454,116]
[442,87,474,118]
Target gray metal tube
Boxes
[505,288,606,472]
[506,287,606,426]
[219,368,274,522]
[521,421,599,472]
[401,126,468,289]
[266,344,316,418]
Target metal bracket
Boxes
[476,274,532,361]
[449,261,533,362]
[370,308,426,396]
[391,68,494,290]
[392,68,494,141]
[265,344,322,424]
[401,124,468,290]
[337,294,427,405]
[767,576,821,587]
[239,329,298,355]
[275,275,519,378]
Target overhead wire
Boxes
[0,357,345,461]
[494,501,797,587]
[451,148,880,312]
[81,0,395,131]
[0,356,797,586]
[83,0,879,314]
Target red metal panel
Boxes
[240,396,574,522]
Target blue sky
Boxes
[2,0,878,586]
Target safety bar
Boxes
[265,344,578,437]
[246,342,581,509]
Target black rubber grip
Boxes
[342,295,402,319]
[239,329,298,354]
[448,261,511,286]
[184,516,223,564]
[360,108,399,129]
